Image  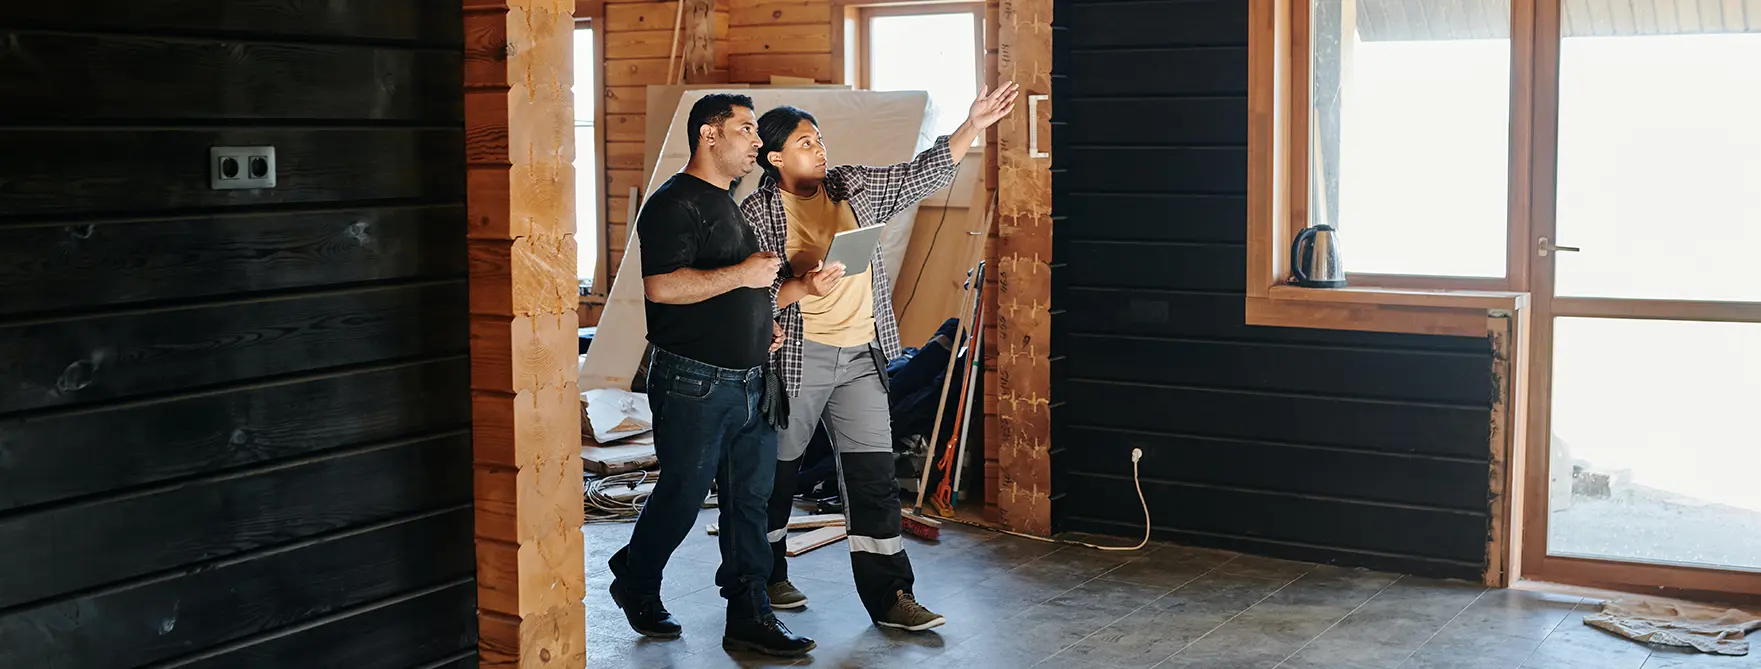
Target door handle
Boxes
[1537,237,1580,257]
[1028,94,1049,159]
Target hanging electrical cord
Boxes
[935,448,1151,552]
[585,470,656,524]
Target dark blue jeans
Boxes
[610,347,777,621]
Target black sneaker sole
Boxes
[722,637,816,657]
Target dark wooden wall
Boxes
[1048,0,1496,580]
[0,3,478,667]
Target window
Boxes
[856,4,984,142]
[1310,0,1511,280]
[573,22,601,292]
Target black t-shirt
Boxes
[639,173,772,370]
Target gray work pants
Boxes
[767,340,914,619]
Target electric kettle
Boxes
[1290,224,1346,288]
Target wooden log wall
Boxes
[465,0,588,666]
[0,3,479,667]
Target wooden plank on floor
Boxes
[706,513,843,535]
[785,526,847,556]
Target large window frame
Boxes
[1246,0,1532,340]
[1255,0,1761,601]
[573,15,609,297]
[849,2,986,144]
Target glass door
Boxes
[1525,0,1761,596]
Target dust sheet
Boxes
[1586,598,1761,655]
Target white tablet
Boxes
[822,223,886,275]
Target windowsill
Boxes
[1267,285,1526,311]
[1246,284,1528,338]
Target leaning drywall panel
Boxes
[581,88,929,391]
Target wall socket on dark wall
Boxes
[210,146,276,190]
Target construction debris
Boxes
[581,437,658,476]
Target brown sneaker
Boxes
[875,590,945,632]
[767,580,808,609]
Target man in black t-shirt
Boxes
[605,93,814,658]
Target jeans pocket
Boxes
[665,374,714,401]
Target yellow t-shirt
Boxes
[782,187,876,347]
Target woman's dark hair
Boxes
[756,106,819,180]
[686,93,755,154]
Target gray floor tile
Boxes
[1398,624,1548,669]
[769,585,882,650]
[1055,570,1299,668]
[1099,544,1241,589]
[800,627,957,668]
[1159,566,1401,668]
[586,630,703,669]
[1282,576,1487,669]
[1521,606,1652,669]
[1445,589,1584,641]
[1216,554,1320,580]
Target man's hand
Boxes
[802,261,846,297]
[769,321,785,354]
[966,82,1020,131]
[738,251,783,289]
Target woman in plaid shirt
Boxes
[740,83,1018,632]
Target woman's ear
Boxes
[766,150,784,170]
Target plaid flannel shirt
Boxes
[741,135,960,397]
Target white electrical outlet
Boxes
[210,146,276,190]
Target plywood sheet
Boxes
[581,88,929,391]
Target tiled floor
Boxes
[583,509,1760,668]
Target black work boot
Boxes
[609,579,682,638]
[723,615,816,657]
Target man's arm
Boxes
[644,260,773,305]
[639,196,780,304]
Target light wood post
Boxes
[464,0,587,666]
[995,0,1053,535]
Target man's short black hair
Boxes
[686,93,756,155]
[756,106,819,180]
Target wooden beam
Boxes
[682,0,717,82]
[995,0,1051,537]
[464,1,586,667]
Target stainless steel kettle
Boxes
[1290,224,1346,288]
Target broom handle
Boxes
[913,265,976,512]
[951,262,985,497]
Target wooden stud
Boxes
[464,1,586,667]
[995,0,1052,537]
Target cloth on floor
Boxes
[1585,598,1761,656]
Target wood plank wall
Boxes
[727,0,838,82]
[0,3,479,667]
[1048,0,1497,579]
[601,0,731,286]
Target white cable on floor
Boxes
[929,448,1151,552]
[585,470,654,524]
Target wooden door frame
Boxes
[1518,0,1761,604]
[465,1,588,666]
